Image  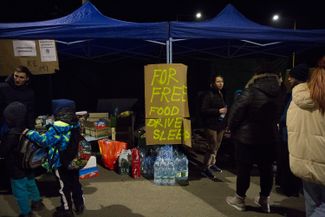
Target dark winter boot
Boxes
[18,211,33,217]
[53,207,74,217]
[31,200,45,211]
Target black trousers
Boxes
[54,168,84,210]
[236,161,273,198]
[277,140,302,196]
[234,140,274,198]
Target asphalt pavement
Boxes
[0,148,305,217]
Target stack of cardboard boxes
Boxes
[84,113,111,138]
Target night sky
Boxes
[0,0,325,29]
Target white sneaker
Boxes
[226,194,246,211]
[254,196,270,213]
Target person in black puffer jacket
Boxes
[226,65,283,213]
[1,102,44,217]
[200,74,227,179]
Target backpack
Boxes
[59,130,92,170]
[18,134,47,169]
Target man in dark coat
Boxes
[0,65,35,129]
[0,65,35,193]
[226,66,282,213]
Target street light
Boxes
[176,11,203,21]
[195,12,202,20]
[272,14,280,22]
[271,13,296,30]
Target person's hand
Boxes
[219,107,227,114]
[224,128,231,138]
[22,128,29,135]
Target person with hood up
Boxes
[277,64,309,197]
[25,99,85,217]
[225,63,283,213]
[287,67,325,217]
[0,102,44,217]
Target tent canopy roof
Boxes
[1,3,325,60]
[170,4,325,42]
[169,4,325,59]
[0,2,169,41]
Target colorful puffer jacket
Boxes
[287,83,325,185]
[26,120,79,170]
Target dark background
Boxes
[0,0,324,123]
[1,0,324,28]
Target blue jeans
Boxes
[11,176,41,215]
[303,180,325,217]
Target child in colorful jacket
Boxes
[26,101,84,217]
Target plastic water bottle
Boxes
[174,155,182,181]
[167,160,176,185]
[180,154,188,181]
[160,159,168,185]
[218,105,227,121]
[154,158,162,185]
[111,107,119,140]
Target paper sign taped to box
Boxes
[144,64,189,118]
[145,117,191,147]
[0,39,59,76]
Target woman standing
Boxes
[200,75,227,180]
[287,67,325,217]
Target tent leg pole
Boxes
[166,40,170,63]
[169,37,173,63]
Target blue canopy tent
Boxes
[0,2,170,61]
[169,4,325,62]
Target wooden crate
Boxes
[85,127,111,138]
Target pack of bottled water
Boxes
[153,145,188,186]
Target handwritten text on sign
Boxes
[145,117,191,146]
[145,64,189,118]
[144,64,191,146]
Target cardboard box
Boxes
[87,112,109,122]
[84,113,110,138]
[85,127,110,138]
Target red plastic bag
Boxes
[98,139,127,170]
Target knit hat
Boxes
[289,64,309,82]
[3,101,27,127]
[54,107,78,125]
[52,99,76,115]
[52,99,77,125]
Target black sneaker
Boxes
[201,168,216,179]
[211,165,222,173]
[53,207,74,217]
[31,200,45,211]
[74,205,84,215]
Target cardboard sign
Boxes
[145,117,191,147]
[144,64,189,118]
[0,39,59,76]
[144,64,191,147]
